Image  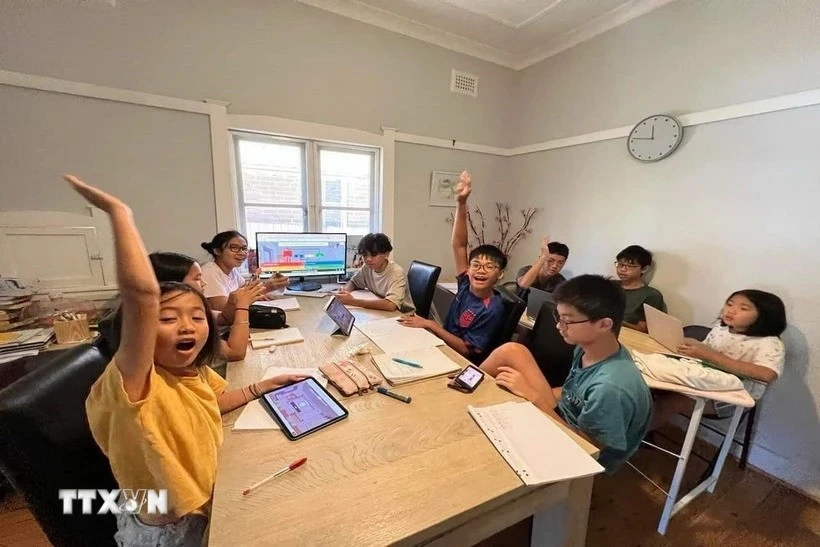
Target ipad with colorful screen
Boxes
[260,377,348,440]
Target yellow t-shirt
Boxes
[86,358,227,518]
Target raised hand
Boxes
[63,174,129,214]
[539,236,551,258]
[455,171,472,203]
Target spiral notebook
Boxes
[468,401,604,486]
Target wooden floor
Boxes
[2,427,819,546]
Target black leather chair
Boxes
[477,285,526,364]
[0,339,117,546]
[407,261,442,319]
[525,300,575,387]
[683,324,712,341]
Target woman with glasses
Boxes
[200,231,288,311]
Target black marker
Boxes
[377,387,411,404]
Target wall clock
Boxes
[627,115,683,162]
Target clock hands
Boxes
[632,125,655,140]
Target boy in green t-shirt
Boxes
[480,275,652,473]
[615,245,666,333]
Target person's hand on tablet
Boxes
[260,374,311,394]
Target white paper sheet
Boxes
[357,317,445,354]
[232,367,328,430]
[468,401,604,485]
[253,297,300,311]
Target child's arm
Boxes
[677,339,779,383]
[397,315,470,355]
[451,171,471,274]
[63,175,158,401]
[517,236,550,289]
[217,373,310,414]
[335,290,398,312]
[219,284,265,361]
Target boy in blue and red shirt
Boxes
[399,171,507,363]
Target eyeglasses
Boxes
[552,311,592,327]
[469,262,500,273]
[614,261,641,270]
[227,244,249,254]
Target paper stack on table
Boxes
[253,297,300,311]
[249,327,305,349]
[357,317,445,354]
[0,328,55,364]
[371,346,461,385]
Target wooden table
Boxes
[210,294,598,546]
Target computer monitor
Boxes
[255,232,347,291]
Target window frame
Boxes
[232,132,381,240]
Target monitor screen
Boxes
[256,232,347,278]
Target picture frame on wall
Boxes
[429,171,461,207]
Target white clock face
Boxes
[628,115,683,162]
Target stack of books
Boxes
[0,328,55,365]
[0,278,36,331]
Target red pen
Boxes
[242,457,307,496]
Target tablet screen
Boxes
[325,296,355,336]
[261,378,348,438]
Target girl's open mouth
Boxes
[176,339,197,351]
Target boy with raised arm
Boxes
[399,171,507,362]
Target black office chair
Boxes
[0,340,118,546]
[525,300,575,387]
[407,260,442,319]
[477,285,526,364]
[683,324,712,341]
[501,280,527,300]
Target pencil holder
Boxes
[53,313,91,344]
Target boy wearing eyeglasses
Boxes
[480,275,652,473]
[615,245,666,333]
[399,171,506,362]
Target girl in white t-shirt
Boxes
[200,231,287,311]
[650,289,787,429]
[676,289,787,399]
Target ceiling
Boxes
[296,0,675,70]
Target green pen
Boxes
[392,357,422,369]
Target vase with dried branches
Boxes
[446,203,539,255]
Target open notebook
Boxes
[468,401,604,486]
[249,327,305,349]
[371,346,461,385]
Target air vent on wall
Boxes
[450,69,478,98]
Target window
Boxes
[233,133,379,247]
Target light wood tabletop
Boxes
[617,327,670,355]
[210,293,598,546]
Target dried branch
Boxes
[447,202,539,253]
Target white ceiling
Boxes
[296,0,675,70]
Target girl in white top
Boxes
[676,289,787,400]
[651,289,787,429]
[200,231,288,312]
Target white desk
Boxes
[618,328,754,535]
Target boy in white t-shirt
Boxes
[335,233,415,313]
